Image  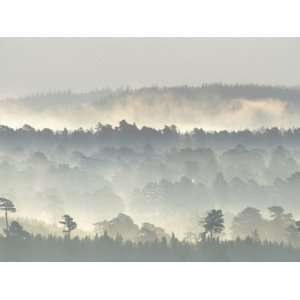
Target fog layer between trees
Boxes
[1,84,300,130]
[1,123,300,239]
[1,84,300,241]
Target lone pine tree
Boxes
[59,214,77,239]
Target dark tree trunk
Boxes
[5,210,9,233]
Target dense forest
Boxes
[0,84,300,260]
[1,198,300,261]
[2,233,300,262]
[1,121,300,236]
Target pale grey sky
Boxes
[0,38,299,97]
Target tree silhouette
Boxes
[59,214,77,239]
[231,207,264,239]
[0,198,16,236]
[201,209,224,240]
[268,206,285,219]
[296,220,300,231]
[5,221,30,240]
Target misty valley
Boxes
[1,85,300,261]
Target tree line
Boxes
[1,197,300,261]
[1,122,300,150]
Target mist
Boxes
[0,85,299,131]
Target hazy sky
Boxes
[1,38,300,97]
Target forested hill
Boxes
[13,84,300,105]
[1,84,300,130]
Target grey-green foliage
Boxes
[0,198,16,236]
[201,209,224,240]
[0,233,298,261]
[5,221,30,240]
[59,214,77,238]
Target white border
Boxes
[0,0,299,36]
[0,262,298,300]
